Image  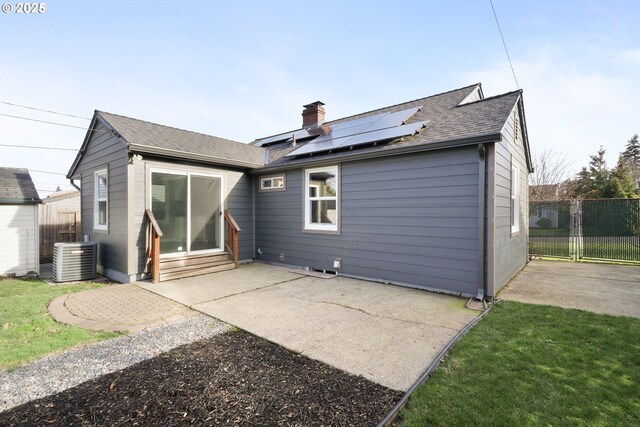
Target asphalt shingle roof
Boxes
[257,84,524,169]
[0,168,41,204]
[97,111,265,168]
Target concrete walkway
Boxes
[499,260,640,319]
[136,263,479,391]
[49,284,199,333]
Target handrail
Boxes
[145,208,163,237]
[224,210,241,267]
[145,209,163,283]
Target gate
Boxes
[529,201,573,258]
[529,199,640,263]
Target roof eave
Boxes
[251,134,502,173]
[129,144,264,169]
[0,198,42,205]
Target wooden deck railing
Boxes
[224,210,241,267]
[145,209,163,283]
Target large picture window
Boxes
[511,161,520,235]
[94,169,108,230]
[304,166,339,232]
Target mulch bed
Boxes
[0,330,402,426]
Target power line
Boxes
[0,100,90,120]
[0,143,77,152]
[0,112,109,133]
[0,112,88,129]
[489,0,520,89]
[30,169,67,176]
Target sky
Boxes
[1,0,639,196]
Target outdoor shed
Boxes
[0,167,41,276]
[67,83,532,299]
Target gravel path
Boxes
[0,315,230,412]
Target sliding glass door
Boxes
[151,171,223,256]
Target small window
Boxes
[304,166,339,232]
[511,162,520,235]
[260,175,285,192]
[94,169,108,230]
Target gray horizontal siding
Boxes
[130,159,254,276]
[255,147,481,295]
[492,106,528,295]
[75,122,129,277]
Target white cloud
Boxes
[615,48,640,65]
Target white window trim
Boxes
[304,165,339,233]
[511,162,520,235]
[260,174,286,192]
[94,169,108,231]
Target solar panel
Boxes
[286,120,428,157]
[255,128,314,146]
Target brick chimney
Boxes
[302,101,325,128]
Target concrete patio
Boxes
[136,262,479,391]
[499,260,640,319]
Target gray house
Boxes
[67,83,531,298]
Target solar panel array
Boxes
[285,106,426,157]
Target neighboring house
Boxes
[529,203,560,228]
[529,184,560,201]
[0,168,41,276]
[39,190,81,262]
[67,83,532,299]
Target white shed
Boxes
[0,168,41,276]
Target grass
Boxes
[399,301,640,427]
[0,278,118,371]
[529,240,640,264]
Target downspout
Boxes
[476,144,486,300]
[69,178,81,192]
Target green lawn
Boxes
[399,301,640,426]
[0,279,118,371]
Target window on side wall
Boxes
[304,166,339,233]
[260,175,286,192]
[511,161,520,235]
[94,169,108,230]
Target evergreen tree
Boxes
[602,155,638,198]
[622,134,640,185]
[622,134,640,168]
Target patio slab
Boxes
[499,260,640,319]
[49,284,199,333]
[137,263,478,391]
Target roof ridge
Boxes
[325,83,482,124]
[0,167,28,172]
[253,83,482,142]
[458,89,522,107]
[96,110,248,146]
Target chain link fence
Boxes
[529,199,640,263]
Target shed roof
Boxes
[0,168,41,204]
[256,84,529,171]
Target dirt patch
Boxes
[0,330,401,426]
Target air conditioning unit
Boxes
[52,242,97,282]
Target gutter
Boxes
[129,144,264,170]
[251,133,502,174]
[376,304,494,427]
[69,179,81,192]
[477,144,486,300]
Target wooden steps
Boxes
[158,252,235,281]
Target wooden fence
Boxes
[39,191,81,262]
